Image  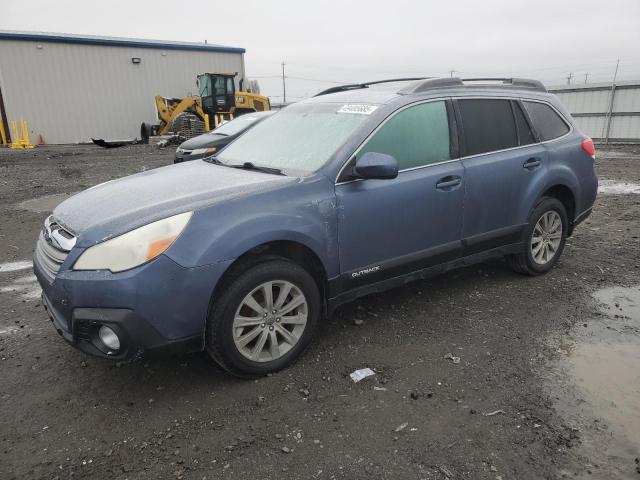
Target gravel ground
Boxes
[0,144,638,480]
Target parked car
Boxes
[34,77,597,377]
[174,111,275,163]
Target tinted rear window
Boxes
[513,101,536,146]
[458,99,518,156]
[523,101,570,141]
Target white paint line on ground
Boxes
[0,274,41,300]
[599,180,640,195]
[0,326,19,336]
[0,260,32,273]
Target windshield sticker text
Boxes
[338,104,379,115]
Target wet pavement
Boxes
[548,285,640,479]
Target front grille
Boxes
[34,216,76,280]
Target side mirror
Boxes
[354,152,398,180]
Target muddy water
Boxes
[598,180,640,195]
[549,285,640,479]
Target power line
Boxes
[285,76,344,84]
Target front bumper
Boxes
[35,253,231,361]
[41,294,201,360]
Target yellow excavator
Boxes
[141,72,270,143]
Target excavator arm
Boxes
[154,95,207,135]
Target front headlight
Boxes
[191,147,217,155]
[73,212,193,272]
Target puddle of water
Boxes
[0,260,32,273]
[549,285,640,478]
[598,179,640,195]
[17,193,72,213]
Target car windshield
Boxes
[211,113,264,137]
[216,102,373,175]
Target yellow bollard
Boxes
[204,114,210,132]
[20,119,34,148]
[0,120,7,145]
[10,120,21,149]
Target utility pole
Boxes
[602,59,620,144]
[566,72,573,85]
[281,61,287,105]
[448,70,456,78]
[584,72,590,84]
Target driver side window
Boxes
[358,100,451,170]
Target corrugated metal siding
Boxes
[0,39,244,143]
[549,82,640,142]
[555,89,611,114]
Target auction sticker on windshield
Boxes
[337,104,379,115]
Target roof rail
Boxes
[461,77,547,92]
[397,77,464,94]
[398,77,547,94]
[314,77,428,96]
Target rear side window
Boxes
[523,101,570,141]
[458,99,518,156]
[358,100,451,170]
[513,101,536,146]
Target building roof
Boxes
[0,30,245,54]
[548,79,640,92]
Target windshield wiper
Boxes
[227,162,285,176]
[203,155,223,164]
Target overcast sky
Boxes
[2,0,639,101]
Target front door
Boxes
[213,76,235,112]
[335,100,465,292]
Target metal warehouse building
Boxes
[0,31,246,144]
[549,81,640,143]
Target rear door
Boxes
[335,99,465,291]
[455,98,548,252]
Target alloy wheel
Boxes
[530,210,563,265]
[232,280,308,362]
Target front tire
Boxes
[206,258,321,377]
[508,197,568,276]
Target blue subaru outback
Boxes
[34,77,598,376]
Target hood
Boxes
[180,133,228,150]
[54,160,295,246]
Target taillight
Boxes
[581,137,596,159]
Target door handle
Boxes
[435,175,462,190]
[523,157,542,169]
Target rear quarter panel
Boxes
[517,131,597,224]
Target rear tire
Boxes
[206,258,321,377]
[508,197,568,276]
[140,123,152,144]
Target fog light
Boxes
[98,326,120,351]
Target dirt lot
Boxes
[0,144,638,480]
